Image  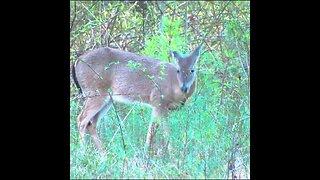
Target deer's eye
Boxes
[191,69,195,73]
[177,69,180,73]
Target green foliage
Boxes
[141,16,185,62]
[104,60,120,70]
[127,60,142,70]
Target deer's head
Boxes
[170,45,202,94]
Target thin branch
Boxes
[106,104,136,151]
[155,1,164,15]
[109,91,127,155]
[80,2,99,22]
[108,7,120,46]
[219,57,231,107]
[184,1,188,43]
[70,1,77,31]
[72,2,98,31]
[203,1,231,41]
[235,38,249,79]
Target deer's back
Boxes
[75,47,180,106]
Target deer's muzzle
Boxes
[181,84,189,93]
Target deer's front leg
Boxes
[146,121,159,153]
[146,106,170,156]
[161,116,172,156]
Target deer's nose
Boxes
[181,85,188,93]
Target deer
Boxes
[71,45,202,155]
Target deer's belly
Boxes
[111,94,153,109]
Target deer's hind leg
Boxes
[77,96,109,150]
[86,97,112,150]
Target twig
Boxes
[193,80,205,102]
[107,105,135,150]
[121,157,127,178]
[127,1,138,11]
[176,2,187,9]
[202,1,231,41]
[109,91,127,155]
[155,1,164,15]
[184,1,188,43]
[80,2,99,22]
[70,1,77,31]
[235,38,248,79]
[72,2,98,32]
[107,7,120,46]
[219,57,231,107]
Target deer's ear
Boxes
[194,45,202,57]
[192,45,202,62]
[169,50,183,62]
[169,50,174,59]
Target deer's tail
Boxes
[71,60,83,95]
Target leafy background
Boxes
[70,1,250,179]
